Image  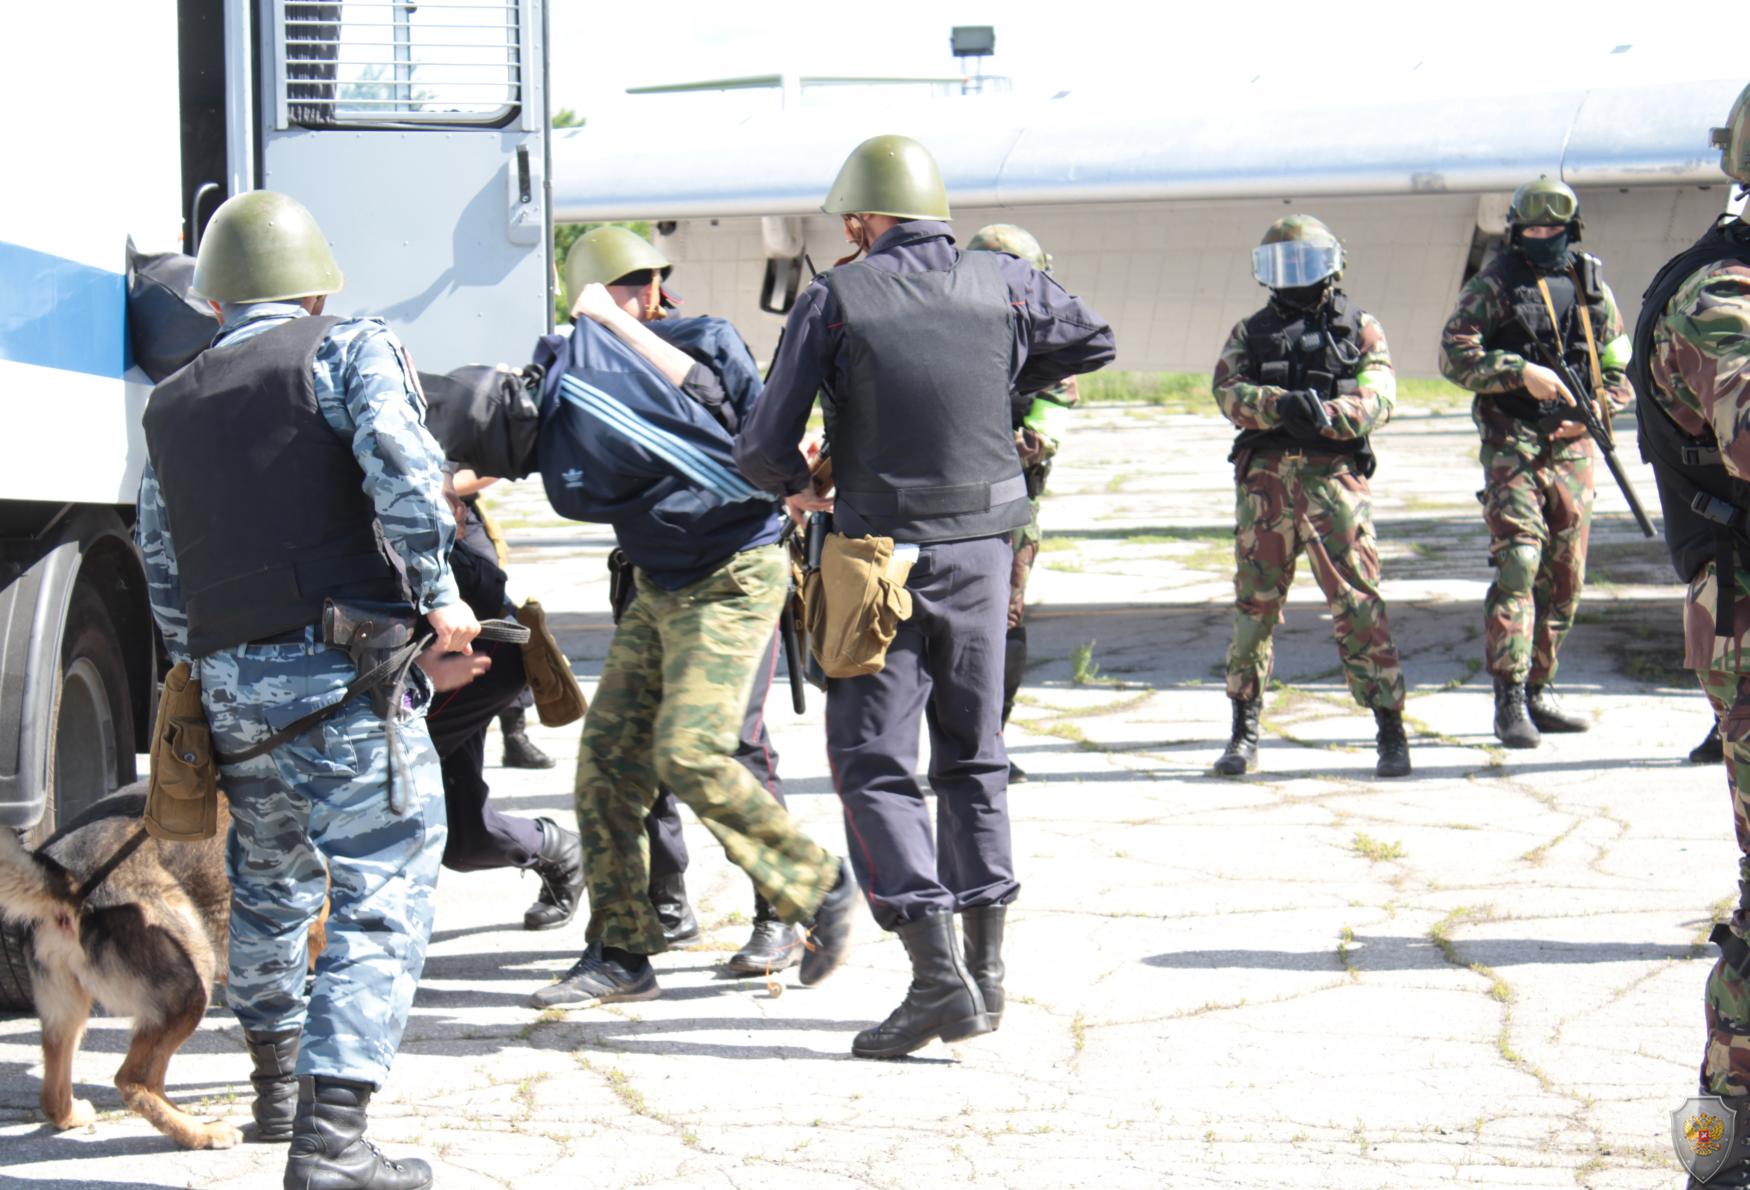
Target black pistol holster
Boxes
[321,601,420,718]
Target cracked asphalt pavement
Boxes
[0,402,1720,1187]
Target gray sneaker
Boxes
[529,942,661,1009]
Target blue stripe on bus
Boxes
[0,242,130,378]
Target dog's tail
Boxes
[0,825,78,933]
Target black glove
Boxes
[1274,389,1327,439]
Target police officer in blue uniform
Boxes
[138,191,474,1189]
[736,136,1115,1058]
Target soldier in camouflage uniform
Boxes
[1635,84,1750,1185]
[1211,215,1411,779]
[1439,179,1635,748]
[527,275,856,1012]
[137,192,476,1190]
[966,224,1079,783]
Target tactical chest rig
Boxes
[1632,218,1750,633]
[1487,250,1611,427]
[1234,292,1374,474]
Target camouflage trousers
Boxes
[1697,668,1750,1093]
[203,637,445,1088]
[1478,435,1595,684]
[574,545,839,954]
[1225,454,1405,710]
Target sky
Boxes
[547,0,1729,124]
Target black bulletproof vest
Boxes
[143,316,407,656]
[1234,291,1372,462]
[1482,249,1611,421]
[1632,219,1750,600]
[820,251,1029,543]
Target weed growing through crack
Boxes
[1352,832,1406,863]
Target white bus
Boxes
[0,0,554,1004]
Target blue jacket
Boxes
[647,314,764,431]
[533,319,781,590]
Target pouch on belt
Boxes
[804,533,916,678]
[143,660,220,842]
[516,597,587,727]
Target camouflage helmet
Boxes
[1507,178,1582,235]
[190,190,344,303]
[1252,214,1343,288]
[1711,82,1750,186]
[967,223,1050,272]
[822,135,951,221]
[562,226,670,307]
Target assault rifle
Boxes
[1540,353,1657,538]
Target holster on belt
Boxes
[515,597,587,726]
[143,661,220,843]
[804,533,915,679]
[322,601,417,718]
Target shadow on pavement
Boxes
[1144,935,1703,973]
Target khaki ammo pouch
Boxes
[144,661,220,843]
[516,598,587,727]
[804,533,916,679]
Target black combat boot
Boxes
[498,706,554,769]
[649,873,700,946]
[1692,718,1725,764]
[522,817,583,932]
[961,905,1007,1029]
[1213,696,1261,775]
[1492,676,1541,749]
[852,912,993,1059]
[1526,683,1589,733]
[244,1029,300,1143]
[1373,708,1411,778]
[726,893,800,976]
[282,1077,432,1190]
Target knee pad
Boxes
[1492,543,1539,597]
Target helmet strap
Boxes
[642,279,665,322]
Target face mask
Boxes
[1273,282,1329,311]
[1515,230,1570,271]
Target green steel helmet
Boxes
[190,190,344,303]
[966,223,1050,271]
[562,226,670,306]
[1252,214,1343,287]
[1507,177,1582,230]
[822,135,951,221]
[1711,82,1750,186]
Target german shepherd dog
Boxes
[0,783,325,1150]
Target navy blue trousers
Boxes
[427,639,544,871]
[825,535,1019,930]
[644,628,788,881]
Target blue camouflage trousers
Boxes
[202,637,446,1088]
